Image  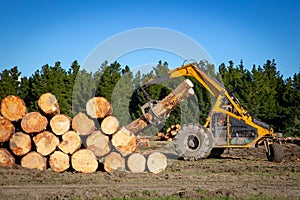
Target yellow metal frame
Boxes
[167,63,276,148]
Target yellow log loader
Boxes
[142,62,284,162]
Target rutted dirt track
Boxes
[0,142,300,199]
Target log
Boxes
[49,151,70,172]
[0,95,27,121]
[125,79,194,134]
[86,97,112,119]
[71,149,98,173]
[9,132,31,156]
[111,128,137,157]
[0,148,15,167]
[103,151,125,172]
[72,112,95,136]
[146,152,167,174]
[0,116,15,142]
[58,131,82,154]
[50,114,71,135]
[38,93,60,115]
[101,116,119,135]
[86,130,111,157]
[33,131,60,156]
[126,153,146,173]
[21,151,46,170]
[21,112,48,134]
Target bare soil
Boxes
[0,142,299,200]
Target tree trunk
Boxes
[86,97,112,119]
[72,112,95,136]
[1,95,27,121]
[49,151,70,173]
[125,79,194,134]
[21,112,48,134]
[33,131,60,156]
[9,132,31,156]
[71,149,98,173]
[126,153,146,173]
[58,131,82,154]
[103,151,125,172]
[86,130,111,157]
[146,152,167,174]
[38,93,60,115]
[101,116,119,135]
[111,128,137,157]
[21,151,46,170]
[0,116,15,142]
[0,148,15,168]
[50,114,71,135]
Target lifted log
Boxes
[125,79,194,134]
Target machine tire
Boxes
[266,143,284,163]
[173,124,214,161]
[207,148,225,158]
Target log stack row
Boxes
[156,124,181,141]
[0,94,167,174]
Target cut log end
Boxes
[9,132,31,156]
[38,93,60,115]
[86,97,112,119]
[21,112,48,134]
[86,130,111,157]
[127,153,146,173]
[50,114,71,135]
[21,151,46,170]
[147,152,167,174]
[71,149,98,173]
[103,152,125,172]
[58,131,82,154]
[101,116,119,135]
[111,128,137,157]
[0,116,15,142]
[1,95,27,121]
[33,131,60,156]
[49,151,70,173]
[0,148,15,168]
[72,112,95,136]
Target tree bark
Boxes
[0,116,15,142]
[58,131,82,154]
[38,93,60,115]
[49,151,70,173]
[125,79,194,134]
[86,130,111,157]
[146,152,167,174]
[111,128,137,157]
[86,97,112,119]
[33,131,60,156]
[21,151,46,170]
[126,153,146,173]
[21,112,48,134]
[103,151,125,173]
[72,112,95,136]
[0,148,15,168]
[50,114,71,135]
[9,132,31,156]
[71,149,98,173]
[1,95,27,121]
[101,116,119,135]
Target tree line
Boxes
[0,59,299,137]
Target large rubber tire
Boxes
[207,148,225,158]
[266,143,284,163]
[174,124,214,161]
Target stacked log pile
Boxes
[0,94,168,174]
[156,124,181,141]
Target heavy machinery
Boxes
[141,62,284,162]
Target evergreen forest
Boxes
[0,59,299,137]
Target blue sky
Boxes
[0,0,299,78]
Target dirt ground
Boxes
[0,142,299,200]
